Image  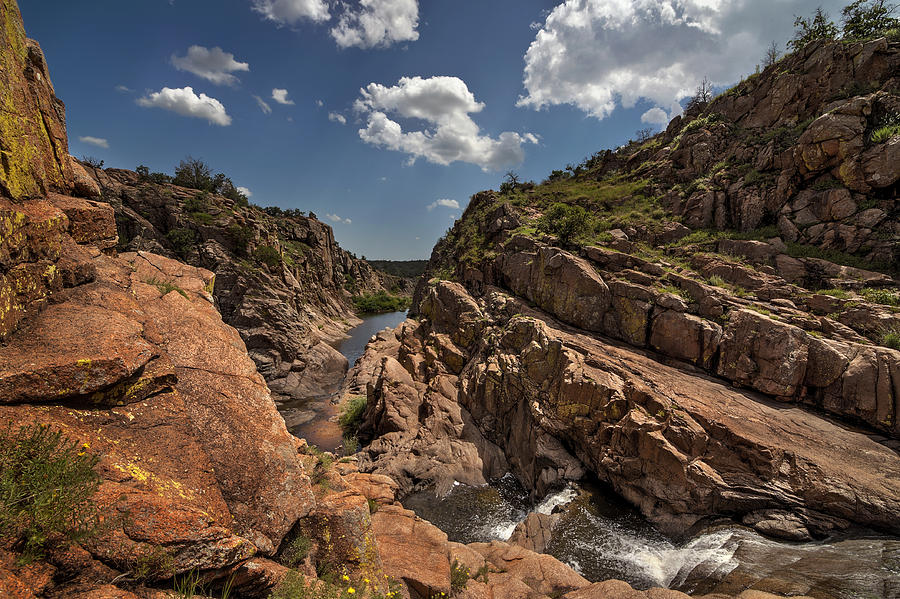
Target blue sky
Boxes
[20,0,844,259]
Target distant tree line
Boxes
[367,260,429,278]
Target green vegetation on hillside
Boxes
[351,291,411,314]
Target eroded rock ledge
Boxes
[354,277,900,543]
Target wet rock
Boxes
[742,510,812,541]
[509,512,558,554]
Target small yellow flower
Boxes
[363,578,370,584]
[342,574,350,582]
[347,588,356,595]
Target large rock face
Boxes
[357,282,900,540]
[0,1,313,593]
[0,0,73,200]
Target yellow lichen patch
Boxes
[113,460,198,502]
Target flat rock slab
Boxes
[0,302,155,403]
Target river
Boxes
[403,477,900,597]
[282,310,408,452]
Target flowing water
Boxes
[403,477,900,598]
[283,310,408,452]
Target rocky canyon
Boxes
[1,1,899,598]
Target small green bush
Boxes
[166,227,196,259]
[860,287,899,306]
[870,123,900,143]
[339,396,367,434]
[254,245,282,269]
[451,560,470,592]
[0,424,100,563]
[475,564,490,584]
[144,277,189,299]
[707,275,728,288]
[881,326,900,350]
[537,202,593,245]
[817,288,852,299]
[131,545,175,582]
[341,435,359,456]
[227,223,253,256]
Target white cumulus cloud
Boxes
[519,0,844,120]
[237,186,253,197]
[326,213,352,224]
[331,0,419,49]
[272,88,295,105]
[427,198,459,211]
[328,112,347,124]
[79,136,109,148]
[253,95,273,114]
[354,76,536,171]
[137,86,232,126]
[251,0,330,24]
[640,107,670,127]
[171,46,249,86]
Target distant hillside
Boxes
[368,259,429,278]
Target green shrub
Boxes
[870,123,900,143]
[474,564,490,584]
[0,424,100,563]
[367,498,379,514]
[351,291,411,314]
[254,245,282,269]
[227,223,253,256]
[707,275,728,288]
[788,7,838,50]
[881,326,900,350]
[339,396,367,434]
[451,560,470,592]
[270,571,395,599]
[341,435,359,456]
[174,569,203,598]
[131,545,175,582]
[166,227,196,258]
[537,202,593,245]
[860,287,899,306]
[841,0,900,40]
[173,157,214,191]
